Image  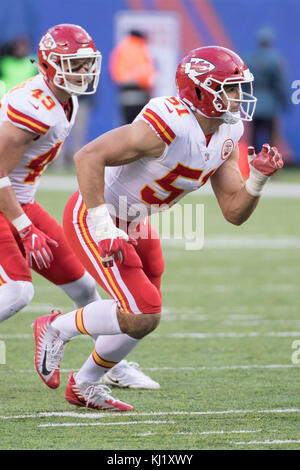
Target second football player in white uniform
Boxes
[34,46,283,411]
[0,24,101,322]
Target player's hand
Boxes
[248,143,283,176]
[88,203,137,268]
[98,233,137,268]
[19,224,58,270]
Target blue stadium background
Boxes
[0,0,298,162]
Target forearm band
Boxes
[245,166,269,197]
[0,176,11,189]
[11,213,32,231]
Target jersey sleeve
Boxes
[135,97,189,147]
[5,90,51,135]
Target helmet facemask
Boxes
[48,48,102,95]
[198,72,257,124]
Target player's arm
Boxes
[0,121,35,220]
[0,121,58,269]
[211,144,283,225]
[74,119,165,266]
[74,119,165,208]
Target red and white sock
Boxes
[51,299,121,341]
[75,334,139,384]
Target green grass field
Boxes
[1,168,300,451]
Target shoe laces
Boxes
[117,361,142,379]
[47,331,65,369]
[83,383,117,408]
[127,361,140,370]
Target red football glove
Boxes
[88,203,138,268]
[248,143,283,176]
[98,236,137,268]
[246,143,283,196]
[19,224,58,270]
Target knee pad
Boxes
[60,271,100,308]
[0,281,34,322]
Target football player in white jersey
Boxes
[33,46,283,411]
[0,24,158,398]
[0,23,102,322]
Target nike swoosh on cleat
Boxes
[41,350,52,376]
[107,376,120,384]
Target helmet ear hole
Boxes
[195,87,201,101]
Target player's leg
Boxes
[101,219,163,389]
[31,199,129,388]
[34,192,162,394]
[59,209,162,390]
[133,217,164,296]
[58,271,100,308]
[61,191,162,335]
[0,214,34,323]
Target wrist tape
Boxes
[11,213,32,231]
[88,204,115,242]
[0,176,11,189]
[245,165,269,197]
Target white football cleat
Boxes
[33,311,67,389]
[65,372,134,411]
[102,360,160,390]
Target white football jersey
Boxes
[104,96,243,221]
[0,74,78,203]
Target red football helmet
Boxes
[176,46,257,124]
[38,24,101,95]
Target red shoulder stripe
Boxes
[142,107,176,145]
[7,104,50,135]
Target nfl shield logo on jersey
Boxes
[221,139,234,160]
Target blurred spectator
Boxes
[109,30,156,124]
[246,27,288,153]
[61,93,96,168]
[0,36,37,97]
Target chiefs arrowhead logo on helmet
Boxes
[185,58,215,85]
[39,33,57,51]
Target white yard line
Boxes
[233,439,300,446]
[39,176,300,199]
[1,409,300,420]
[179,429,262,435]
[38,420,174,428]
[161,237,300,249]
[153,332,300,338]
[136,429,263,437]
[2,331,300,340]
[144,364,298,371]
[9,364,299,374]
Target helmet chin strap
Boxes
[218,111,241,125]
[183,96,241,125]
[64,78,89,95]
[193,104,240,125]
